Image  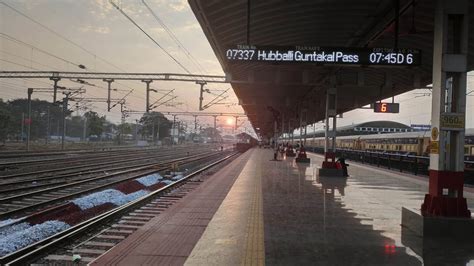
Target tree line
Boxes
[0,98,175,143]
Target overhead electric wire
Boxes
[141,0,207,75]
[0,58,40,70]
[1,2,195,122]
[1,35,140,108]
[110,0,192,74]
[2,1,142,105]
[0,33,81,67]
[0,49,61,70]
[0,78,51,88]
[1,1,126,72]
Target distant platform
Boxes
[92,149,474,265]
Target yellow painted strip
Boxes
[242,155,265,266]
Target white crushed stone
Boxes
[170,172,184,175]
[136,173,162,187]
[171,174,184,181]
[71,189,122,210]
[0,177,185,257]
[122,190,148,203]
[0,220,70,256]
[0,222,30,239]
[71,189,149,210]
[0,218,22,228]
[161,180,173,185]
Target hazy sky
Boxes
[0,0,248,135]
[1,0,474,135]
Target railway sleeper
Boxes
[11,200,31,206]
[147,201,166,205]
[72,248,105,256]
[46,191,70,196]
[128,212,156,218]
[120,216,151,222]
[132,212,160,217]
[94,234,126,241]
[81,241,116,249]
[160,195,182,199]
[44,254,95,264]
[140,206,165,211]
[111,224,142,229]
[30,196,56,200]
[151,203,171,209]
[118,220,146,226]
[1,203,28,209]
[145,208,167,213]
[133,208,161,213]
[103,229,135,236]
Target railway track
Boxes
[0,145,213,181]
[0,151,238,265]
[0,149,211,195]
[0,144,207,172]
[0,150,222,220]
[0,144,182,160]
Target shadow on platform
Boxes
[262,157,421,265]
[401,226,474,265]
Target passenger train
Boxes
[301,129,474,161]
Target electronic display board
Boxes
[373,102,400,113]
[225,45,421,66]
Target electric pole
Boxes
[50,77,61,103]
[46,106,50,145]
[61,92,71,150]
[26,88,33,151]
[197,81,207,111]
[103,79,114,111]
[142,80,153,113]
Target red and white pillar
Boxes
[421,0,471,217]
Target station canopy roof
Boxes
[189,0,474,137]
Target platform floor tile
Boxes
[187,149,474,265]
[186,149,265,266]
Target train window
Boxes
[465,147,469,155]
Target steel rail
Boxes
[0,150,213,202]
[1,152,238,265]
[0,145,167,159]
[0,145,209,179]
[0,148,213,193]
[0,144,199,167]
[0,151,221,220]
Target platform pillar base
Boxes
[296,157,310,163]
[401,207,474,240]
[421,170,471,217]
[318,167,344,177]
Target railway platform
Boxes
[92,148,474,265]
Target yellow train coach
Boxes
[306,128,474,158]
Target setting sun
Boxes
[226,117,234,125]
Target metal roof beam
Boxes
[0,71,227,83]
